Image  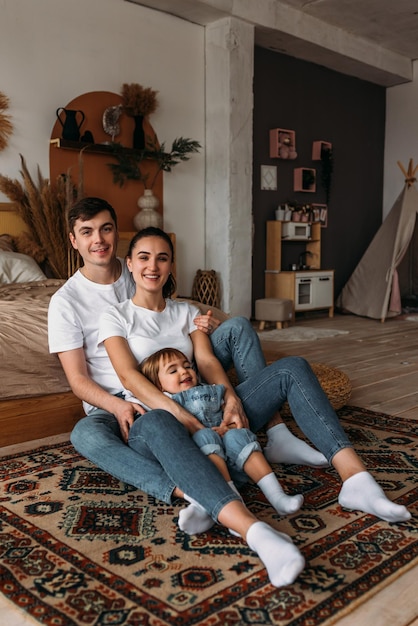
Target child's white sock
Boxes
[264,423,328,467]
[257,472,304,515]
[338,471,411,523]
[178,495,214,534]
[246,521,305,587]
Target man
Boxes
[48,197,327,519]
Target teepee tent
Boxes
[336,160,418,322]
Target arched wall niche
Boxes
[49,90,163,230]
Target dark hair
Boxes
[127,227,176,298]
[140,347,188,390]
[67,197,118,234]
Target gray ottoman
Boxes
[255,298,293,330]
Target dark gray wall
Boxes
[252,46,386,312]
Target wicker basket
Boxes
[227,362,352,414]
[191,269,220,308]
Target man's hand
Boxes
[193,309,221,335]
[220,394,250,431]
[112,397,145,443]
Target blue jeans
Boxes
[212,317,351,460]
[71,408,238,520]
[210,316,266,381]
[193,427,261,486]
[71,316,351,516]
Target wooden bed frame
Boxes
[0,204,176,447]
[0,203,82,446]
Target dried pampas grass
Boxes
[0,155,79,278]
[121,83,158,117]
[0,92,13,152]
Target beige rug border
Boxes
[321,556,418,626]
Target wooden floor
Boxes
[258,311,418,626]
[2,312,417,626]
[259,311,418,421]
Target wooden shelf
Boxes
[50,138,118,154]
[266,220,321,272]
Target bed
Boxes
[0,203,83,446]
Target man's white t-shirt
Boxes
[48,261,134,414]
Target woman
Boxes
[97,228,410,585]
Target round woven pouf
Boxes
[191,269,220,308]
[280,362,352,416]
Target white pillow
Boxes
[0,250,47,284]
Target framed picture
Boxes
[312,203,328,228]
[260,164,277,190]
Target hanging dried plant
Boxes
[121,83,159,117]
[0,155,80,278]
[0,92,13,151]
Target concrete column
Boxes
[205,17,254,317]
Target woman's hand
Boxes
[193,309,221,335]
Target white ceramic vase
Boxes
[133,189,163,230]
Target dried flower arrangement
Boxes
[0,155,81,278]
[108,136,201,190]
[0,92,13,152]
[121,83,159,117]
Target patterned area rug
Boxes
[0,406,417,626]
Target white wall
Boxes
[0,0,205,295]
[384,60,418,218]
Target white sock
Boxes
[257,472,304,515]
[338,471,411,523]
[264,423,328,467]
[246,521,305,587]
[178,494,214,534]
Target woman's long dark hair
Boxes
[127,227,177,298]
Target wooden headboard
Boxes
[0,202,28,236]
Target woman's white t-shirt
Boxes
[98,298,201,369]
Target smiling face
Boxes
[69,210,118,270]
[157,353,198,394]
[127,235,173,296]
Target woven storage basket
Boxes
[191,269,220,308]
[227,362,351,414]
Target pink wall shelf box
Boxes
[312,141,332,160]
[269,128,297,159]
[294,167,316,192]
